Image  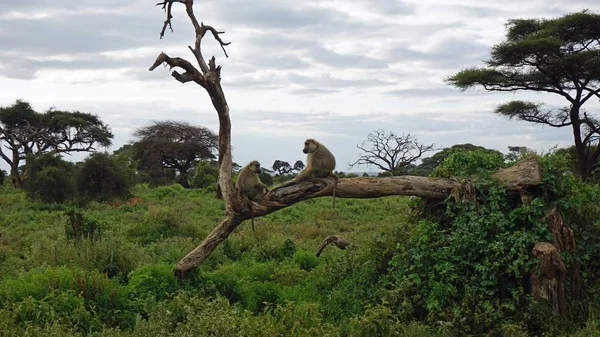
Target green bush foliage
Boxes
[191,160,218,190]
[23,154,77,203]
[1,150,600,336]
[431,148,506,178]
[77,152,132,202]
[64,208,102,242]
[385,152,600,335]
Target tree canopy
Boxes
[272,160,293,175]
[446,11,600,179]
[0,99,113,187]
[132,120,218,188]
[293,160,305,172]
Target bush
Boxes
[128,264,179,301]
[23,154,77,204]
[0,266,133,332]
[431,148,506,178]
[191,161,219,190]
[259,171,273,185]
[385,152,600,335]
[64,208,102,242]
[77,152,132,202]
[293,251,319,271]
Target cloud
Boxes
[0,0,596,173]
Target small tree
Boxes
[0,100,113,188]
[293,160,305,172]
[133,120,218,188]
[272,160,293,175]
[191,160,219,190]
[447,11,600,180]
[350,129,435,175]
[24,154,77,204]
[77,152,132,202]
[505,146,536,162]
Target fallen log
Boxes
[175,157,542,277]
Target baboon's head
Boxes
[249,160,261,173]
[303,139,318,154]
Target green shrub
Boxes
[386,152,600,335]
[0,266,133,331]
[191,161,218,190]
[64,208,102,242]
[128,264,179,301]
[293,251,319,271]
[23,154,77,204]
[258,171,273,186]
[431,148,506,178]
[239,281,282,313]
[77,152,132,202]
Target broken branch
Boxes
[316,235,351,257]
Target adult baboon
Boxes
[294,139,338,208]
[236,160,268,230]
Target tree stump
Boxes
[543,209,582,299]
[531,242,568,318]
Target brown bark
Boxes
[531,242,568,318]
[149,1,545,278]
[316,235,351,257]
[543,209,582,299]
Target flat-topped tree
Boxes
[446,11,600,180]
[0,100,113,188]
[149,0,544,278]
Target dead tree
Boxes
[149,1,543,278]
[350,129,436,175]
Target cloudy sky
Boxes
[0,0,598,173]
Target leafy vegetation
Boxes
[447,10,600,180]
[1,149,600,336]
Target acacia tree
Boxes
[447,11,600,180]
[0,100,113,188]
[133,121,217,188]
[350,129,435,175]
[272,160,292,175]
[293,160,305,172]
[149,0,542,278]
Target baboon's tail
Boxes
[331,173,338,209]
[249,200,255,231]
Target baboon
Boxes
[295,139,338,208]
[236,160,268,231]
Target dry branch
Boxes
[316,235,351,257]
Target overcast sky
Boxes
[0,0,598,173]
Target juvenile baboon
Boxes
[236,160,268,230]
[295,139,338,208]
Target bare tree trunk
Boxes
[175,215,242,278]
[10,156,21,188]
